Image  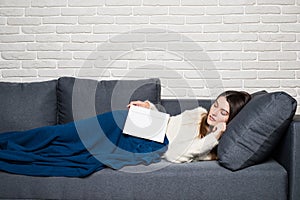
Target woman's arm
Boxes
[165,122,226,163]
[185,123,226,158]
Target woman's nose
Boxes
[211,109,218,116]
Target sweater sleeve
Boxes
[164,128,220,163]
[184,131,219,158]
[163,107,222,163]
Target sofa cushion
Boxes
[218,91,297,171]
[0,159,287,200]
[0,80,57,134]
[57,77,161,124]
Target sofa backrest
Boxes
[161,99,213,116]
[57,77,161,124]
[0,77,161,133]
[0,80,57,134]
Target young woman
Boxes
[128,90,251,163]
[0,91,251,177]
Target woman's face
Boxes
[207,96,230,126]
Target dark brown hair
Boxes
[199,90,251,138]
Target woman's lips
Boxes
[209,115,215,122]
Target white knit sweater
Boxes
[148,102,219,163]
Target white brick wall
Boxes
[0,0,299,113]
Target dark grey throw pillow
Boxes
[250,90,267,98]
[0,80,58,134]
[217,92,297,171]
[57,77,161,124]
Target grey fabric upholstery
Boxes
[274,118,300,200]
[161,99,212,116]
[0,159,287,200]
[0,79,297,200]
[0,80,57,134]
[57,77,161,124]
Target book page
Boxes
[123,105,170,143]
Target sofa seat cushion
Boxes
[0,80,57,134]
[57,77,161,124]
[0,159,287,200]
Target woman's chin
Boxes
[207,120,216,127]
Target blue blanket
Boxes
[0,110,168,177]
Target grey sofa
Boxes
[0,77,299,200]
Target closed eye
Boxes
[221,109,229,116]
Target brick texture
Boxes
[0,1,299,113]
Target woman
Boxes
[128,90,251,163]
[0,91,250,177]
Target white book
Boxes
[123,105,170,143]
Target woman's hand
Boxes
[127,100,150,109]
[213,122,227,140]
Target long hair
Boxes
[199,90,251,138]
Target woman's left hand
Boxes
[127,100,150,109]
[213,122,226,140]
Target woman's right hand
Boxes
[127,100,150,109]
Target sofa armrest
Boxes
[273,115,300,200]
[162,98,299,200]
